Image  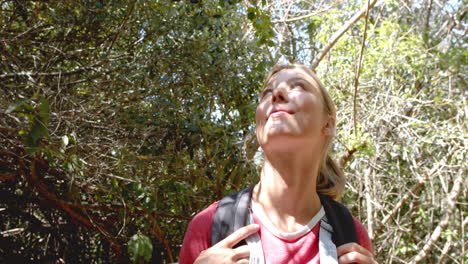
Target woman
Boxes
[179,64,376,264]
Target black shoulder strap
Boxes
[319,194,357,246]
[210,186,253,247]
[211,187,357,248]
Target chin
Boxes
[258,131,292,143]
[265,124,296,135]
[260,133,299,149]
[260,142,301,155]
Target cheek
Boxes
[296,96,325,125]
[255,104,268,140]
[255,103,267,124]
[301,93,323,111]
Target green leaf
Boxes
[24,98,50,149]
[38,97,50,123]
[26,118,49,148]
[6,98,32,113]
[247,7,256,20]
[128,232,153,263]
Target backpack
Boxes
[210,186,357,247]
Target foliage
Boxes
[128,232,153,263]
[1,0,466,263]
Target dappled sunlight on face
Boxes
[255,68,328,153]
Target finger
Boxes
[236,259,249,264]
[338,251,376,264]
[232,245,250,260]
[337,243,373,258]
[214,224,259,249]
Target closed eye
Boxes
[261,89,272,98]
[292,84,304,90]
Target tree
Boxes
[1,0,466,263]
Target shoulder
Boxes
[352,216,373,254]
[188,201,220,230]
[178,201,219,264]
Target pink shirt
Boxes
[179,201,373,264]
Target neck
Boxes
[252,149,322,232]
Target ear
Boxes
[322,115,336,136]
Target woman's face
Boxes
[255,68,333,152]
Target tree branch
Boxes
[423,0,433,44]
[436,237,453,264]
[0,55,128,79]
[374,162,440,234]
[0,173,18,181]
[272,8,330,23]
[310,0,378,70]
[410,172,463,264]
[339,142,367,167]
[447,6,467,34]
[353,0,371,137]
[0,67,94,79]
[105,1,136,55]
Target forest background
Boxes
[0,0,466,263]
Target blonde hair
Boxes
[262,64,345,200]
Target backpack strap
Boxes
[319,194,357,246]
[210,186,254,247]
[211,187,357,248]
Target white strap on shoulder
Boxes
[318,216,338,264]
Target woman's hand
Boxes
[194,224,259,264]
[337,242,377,264]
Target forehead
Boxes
[266,68,320,89]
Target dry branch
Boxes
[339,142,366,167]
[0,173,18,181]
[310,0,378,70]
[373,177,427,233]
[409,172,464,264]
[105,1,136,55]
[0,55,128,79]
[446,6,467,34]
[436,237,453,264]
[272,5,332,24]
[373,145,458,235]
[0,228,25,237]
[29,159,95,228]
[0,68,95,79]
[353,0,371,137]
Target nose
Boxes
[272,85,288,103]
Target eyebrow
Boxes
[264,77,315,90]
[288,77,314,87]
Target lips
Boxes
[268,109,294,119]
